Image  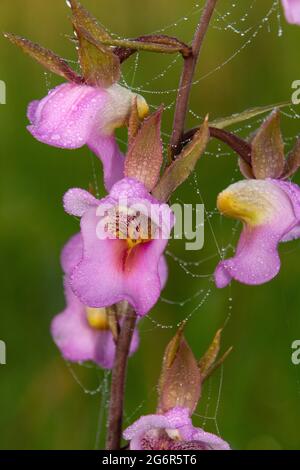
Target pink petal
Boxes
[282,0,300,25]
[61,233,83,275]
[27,100,39,123]
[123,407,230,450]
[51,281,139,368]
[70,209,168,316]
[28,83,108,149]
[63,188,100,217]
[124,240,169,316]
[192,429,231,450]
[51,282,102,365]
[87,133,124,191]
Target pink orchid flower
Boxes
[282,0,300,25]
[51,233,139,368]
[63,178,174,317]
[214,179,300,288]
[28,82,148,191]
[123,406,230,450]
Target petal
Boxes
[192,428,231,450]
[124,239,169,316]
[63,188,99,217]
[27,83,109,148]
[214,179,298,287]
[123,407,230,451]
[109,177,154,200]
[61,233,83,275]
[282,0,300,25]
[87,133,124,191]
[51,282,100,364]
[51,280,138,368]
[281,223,300,242]
[274,179,300,218]
[272,179,300,241]
[27,100,39,123]
[70,207,168,316]
[123,414,170,450]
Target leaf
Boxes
[199,328,232,382]
[4,33,82,83]
[251,110,285,179]
[67,0,112,42]
[211,101,291,130]
[199,329,222,379]
[74,25,120,88]
[124,107,163,191]
[282,138,300,179]
[204,347,233,381]
[158,324,201,414]
[152,116,209,201]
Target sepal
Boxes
[4,33,82,83]
[157,323,201,414]
[153,116,209,201]
[125,107,163,191]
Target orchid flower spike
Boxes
[51,233,139,368]
[282,0,300,25]
[5,0,148,190]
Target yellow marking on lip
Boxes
[217,191,265,226]
[86,307,109,330]
[126,237,150,250]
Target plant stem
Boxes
[170,0,219,156]
[182,126,252,165]
[106,307,137,450]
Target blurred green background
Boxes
[1,0,300,450]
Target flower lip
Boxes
[217,179,293,227]
[217,190,261,225]
[85,307,110,330]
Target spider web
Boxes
[42,0,300,449]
